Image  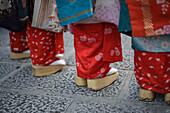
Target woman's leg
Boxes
[73,23,122,90]
[134,50,170,102]
[54,32,65,58]
[27,22,65,76]
[9,30,30,59]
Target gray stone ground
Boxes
[0,27,169,113]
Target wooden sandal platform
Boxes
[139,87,155,101]
[75,75,87,87]
[10,51,30,59]
[87,72,119,91]
[32,64,66,77]
[164,93,170,104]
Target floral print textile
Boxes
[93,0,121,26]
[73,23,122,79]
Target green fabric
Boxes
[118,0,132,34]
[132,35,170,53]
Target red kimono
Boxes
[9,22,64,66]
[73,23,123,79]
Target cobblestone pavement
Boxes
[0,28,169,113]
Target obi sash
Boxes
[127,0,170,37]
[56,0,93,26]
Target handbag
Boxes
[0,0,26,32]
[93,0,121,26]
[17,0,34,22]
[31,0,64,33]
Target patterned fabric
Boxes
[127,0,170,37]
[55,32,64,54]
[132,35,170,52]
[9,22,64,56]
[73,23,122,79]
[0,0,26,32]
[93,0,120,26]
[27,22,64,66]
[56,0,93,26]
[134,50,170,94]
[74,16,102,24]
[32,0,64,33]
[118,0,132,36]
[74,0,102,24]
[9,30,29,52]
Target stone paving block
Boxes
[0,90,73,113]
[121,34,131,49]
[64,47,74,55]
[63,47,75,63]
[0,47,31,63]
[121,34,127,48]
[121,34,133,51]
[74,101,156,113]
[124,75,168,105]
[64,32,74,48]
[0,66,128,98]
[64,51,76,66]
[165,109,170,113]
[0,28,9,35]
[0,35,10,47]
[0,65,77,94]
[0,63,20,79]
[0,28,10,47]
[110,50,134,70]
[74,70,128,98]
